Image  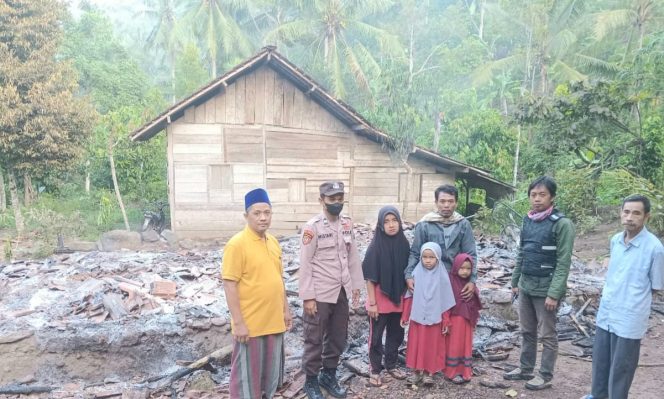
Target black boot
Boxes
[303,375,324,399]
[318,367,347,398]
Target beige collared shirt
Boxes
[298,213,364,303]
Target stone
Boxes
[187,320,212,330]
[67,240,99,252]
[140,229,160,243]
[210,317,227,327]
[487,289,513,304]
[160,229,178,246]
[179,238,196,250]
[188,371,216,391]
[100,230,142,251]
[482,302,519,321]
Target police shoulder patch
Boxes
[302,229,315,245]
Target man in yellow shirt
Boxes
[222,188,293,399]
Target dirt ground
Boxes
[342,221,664,399]
[2,221,663,398]
[341,318,664,399]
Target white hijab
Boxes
[408,242,456,325]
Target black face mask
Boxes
[325,202,344,216]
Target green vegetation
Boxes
[1,0,664,257]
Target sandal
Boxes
[386,368,407,380]
[422,374,434,386]
[452,375,467,385]
[368,373,382,387]
[406,373,423,385]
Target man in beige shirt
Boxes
[299,181,363,399]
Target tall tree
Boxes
[184,0,254,77]
[0,0,95,234]
[265,0,403,99]
[472,0,607,94]
[138,0,185,103]
[62,9,152,114]
[514,80,642,172]
[62,7,167,202]
[175,42,210,99]
[593,0,660,62]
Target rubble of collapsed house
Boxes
[0,222,636,398]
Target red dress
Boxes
[401,297,449,374]
[443,315,474,380]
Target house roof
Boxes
[130,46,515,195]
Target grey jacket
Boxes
[404,218,478,282]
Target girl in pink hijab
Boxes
[444,253,482,384]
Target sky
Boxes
[68,0,142,23]
[68,0,150,43]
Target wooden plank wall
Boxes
[169,64,458,238]
[348,135,456,224]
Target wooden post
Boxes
[465,180,470,215]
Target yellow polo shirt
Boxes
[221,226,286,337]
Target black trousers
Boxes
[302,289,349,376]
[591,326,641,399]
[368,312,405,373]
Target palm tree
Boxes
[593,0,660,64]
[251,0,301,52]
[472,0,609,94]
[264,0,403,99]
[138,0,186,104]
[183,0,255,78]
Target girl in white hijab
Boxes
[400,242,456,386]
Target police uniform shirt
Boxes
[298,213,364,303]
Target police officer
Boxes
[299,181,363,399]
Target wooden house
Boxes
[131,47,514,239]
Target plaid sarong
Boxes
[230,333,284,399]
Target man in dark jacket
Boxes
[504,176,575,390]
[404,184,478,301]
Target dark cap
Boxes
[319,181,345,197]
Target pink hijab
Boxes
[449,253,482,327]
